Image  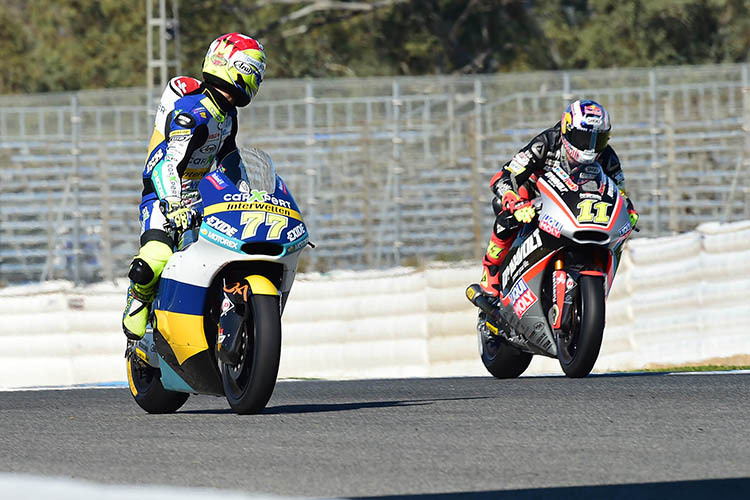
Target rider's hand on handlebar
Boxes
[162,198,194,232]
[513,203,536,223]
[502,190,536,223]
[628,208,640,232]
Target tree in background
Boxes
[563,0,750,68]
[1,0,145,93]
[0,0,747,94]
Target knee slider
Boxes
[128,258,155,286]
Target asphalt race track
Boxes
[1,374,749,499]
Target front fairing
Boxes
[197,149,309,256]
[537,163,632,250]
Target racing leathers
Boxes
[122,76,243,339]
[479,121,635,297]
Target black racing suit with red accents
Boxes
[489,121,633,236]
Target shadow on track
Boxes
[178,396,492,415]
[352,477,750,500]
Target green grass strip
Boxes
[639,365,750,373]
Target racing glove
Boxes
[161,198,193,232]
[621,192,639,231]
[628,209,639,230]
[502,190,536,224]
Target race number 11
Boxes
[577,200,610,224]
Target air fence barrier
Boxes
[1,63,749,285]
[0,220,748,389]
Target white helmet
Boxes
[561,99,611,165]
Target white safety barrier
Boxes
[0,473,306,500]
[1,220,749,389]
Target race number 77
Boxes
[240,211,289,240]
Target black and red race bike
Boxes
[467,162,635,378]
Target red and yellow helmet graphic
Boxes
[202,33,266,107]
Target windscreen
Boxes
[238,147,277,193]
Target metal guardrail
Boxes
[1,63,749,284]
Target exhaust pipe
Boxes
[465,284,504,325]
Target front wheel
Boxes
[221,294,281,414]
[557,275,606,378]
[478,312,533,379]
[127,355,189,414]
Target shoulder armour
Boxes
[168,76,201,97]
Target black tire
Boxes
[127,356,189,414]
[557,275,606,378]
[221,294,281,414]
[478,313,533,379]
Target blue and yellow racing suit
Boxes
[123,76,244,339]
[139,76,240,248]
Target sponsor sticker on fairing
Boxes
[501,229,543,288]
[200,226,239,250]
[206,172,228,190]
[205,216,238,237]
[222,191,292,208]
[508,278,538,319]
[288,237,309,253]
[579,192,602,199]
[286,223,306,241]
[566,277,576,290]
[544,172,568,193]
[221,295,234,314]
[552,165,578,191]
[538,213,563,238]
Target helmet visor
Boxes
[565,128,610,153]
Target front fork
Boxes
[549,258,580,337]
[550,252,608,337]
[217,280,251,366]
[217,275,280,366]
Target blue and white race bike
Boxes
[126,148,310,414]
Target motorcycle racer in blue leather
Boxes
[122,33,266,340]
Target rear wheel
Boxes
[557,275,606,378]
[478,312,533,379]
[221,294,281,414]
[127,355,189,414]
